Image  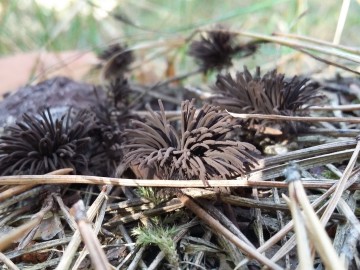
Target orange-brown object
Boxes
[0,51,97,96]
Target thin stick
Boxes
[227,111,360,124]
[293,181,345,270]
[283,194,313,270]
[309,104,360,111]
[0,168,73,202]
[320,138,360,224]
[0,175,360,189]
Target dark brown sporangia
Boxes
[90,77,135,177]
[188,26,257,72]
[210,66,321,132]
[123,99,259,184]
[98,43,134,79]
[0,108,96,175]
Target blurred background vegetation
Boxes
[0,0,359,89]
[1,0,359,54]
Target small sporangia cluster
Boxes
[90,78,136,176]
[210,66,321,132]
[0,108,96,175]
[88,112,123,177]
[98,43,134,79]
[123,99,259,184]
[188,25,257,72]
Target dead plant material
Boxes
[228,111,360,124]
[178,194,283,270]
[0,195,54,252]
[56,185,111,270]
[284,163,345,270]
[71,200,111,270]
[211,66,321,132]
[0,168,72,204]
[123,99,260,184]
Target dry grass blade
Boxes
[227,30,360,63]
[303,128,360,138]
[309,104,360,111]
[333,0,350,45]
[273,32,360,54]
[178,194,283,270]
[320,138,360,225]
[259,139,356,168]
[284,164,314,270]
[283,193,313,270]
[53,194,77,231]
[338,198,360,234]
[0,194,54,252]
[293,47,360,75]
[218,192,289,212]
[18,195,55,249]
[291,179,345,270]
[0,219,39,252]
[71,200,111,270]
[1,174,360,190]
[197,199,255,248]
[228,111,360,124]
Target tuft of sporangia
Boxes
[210,66,321,132]
[122,99,260,185]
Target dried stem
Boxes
[320,139,360,225]
[283,193,313,270]
[228,111,360,124]
[0,168,73,203]
[291,180,345,270]
[309,104,360,111]
[0,194,54,251]
[0,174,360,190]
